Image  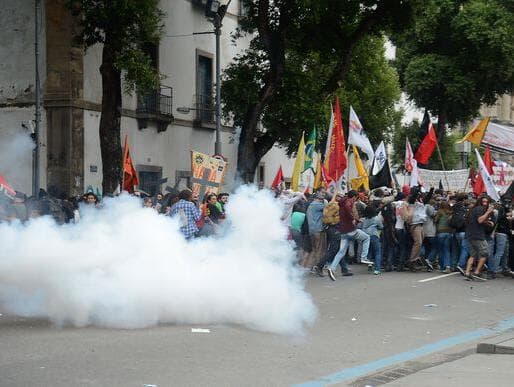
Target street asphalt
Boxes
[1,265,513,386]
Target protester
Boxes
[327,190,370,281]
[302,188,327,271]
[359,205,383,275]
[434,201,453,273]
[464,196,495,280]
[169,189,202,240]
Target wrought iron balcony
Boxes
[136,85,174,132]
[194,93,215,124]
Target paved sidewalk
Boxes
[382,352,513,387]
[348,335,514,387]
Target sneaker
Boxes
[342,272,354,277]
[361,258,373,265]
[501,270,512,277]
[456,266,465,276]
[327,268,336,281]
[465,274,473,281]
[373,270,381,275]
[443,267,451,274]
[424,259,434,271]
[315,266,325,277]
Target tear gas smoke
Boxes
[0,186,317,335]
[0,129,34,188]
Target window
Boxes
[137,165,163,195]
[196,53,214,122]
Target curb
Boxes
[476,343,514,355]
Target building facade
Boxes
[0,0,294,197]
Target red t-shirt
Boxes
[339,197,356,233]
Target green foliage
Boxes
[222,34,403,158]
[67,0,164,92]
[392,120,459,170]
[392,0,514,125]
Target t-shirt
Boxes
[393,201,405,229]
[465,206,487,241]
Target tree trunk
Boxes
[99,42,122,194]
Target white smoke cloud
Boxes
[0,128,35,189]
[0,186,317,335]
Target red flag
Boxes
[414,122,438,164]
[271,165,284,189]
[0,175,16,199]
[325,96,347,181]
[122,135,139,193]
[473,146,494,196]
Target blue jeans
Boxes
[330,229,370,272]
[368,235,382,270]
[424,236,438,263]
[455,232,469,268]
[437,233,452,269]
[491,233,508,273]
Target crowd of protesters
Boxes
[2,182,513,282]
[280,185,514,281]
[0,186,230,240]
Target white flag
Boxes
[348,106,374,161]
[475,148,500,201]
[409,159,424,187]
[372,141,387,175]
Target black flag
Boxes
[370,159,393,189]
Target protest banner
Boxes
[190,151,227,200]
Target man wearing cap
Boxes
[327,190,370,281]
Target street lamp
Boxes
[205,0,231,156]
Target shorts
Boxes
[467,239,489,259]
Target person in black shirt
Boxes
[465,196,495,280]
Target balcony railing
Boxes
[137,85,173,117]
[136,85,173,132]
[195,93,214,123]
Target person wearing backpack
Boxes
[315,192,346,277]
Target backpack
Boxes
[322,201,340,225]
[449,209,465,229]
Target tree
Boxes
[223,0,421,182]
[67,0,163,194]
[392,0,514,136]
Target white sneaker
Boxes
[327,268,336,281]
[360,258,373,265]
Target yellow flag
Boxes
[350,145,369,191]
[313,156,323,190]
[291,133,305,191]
[457,117,490,146]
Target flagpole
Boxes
[345,144,351,192]
[435,143,450,190]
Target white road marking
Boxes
[418,272,459,283]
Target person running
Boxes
[464,196,495,280]
[327,190,370,281]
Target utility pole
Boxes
[33,0,41,197]
[205,0,231,156]
[214,16,222,156]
